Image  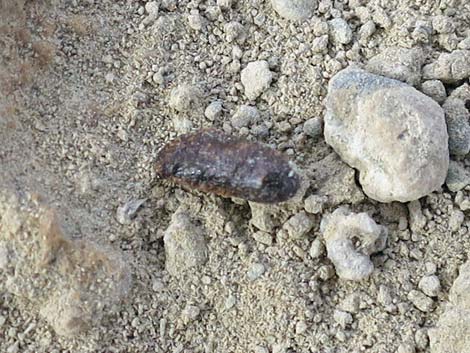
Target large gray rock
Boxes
[423,50,470,83]
[324,67,449,203]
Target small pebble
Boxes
[247,263,266,281]
[408,290,434,312]
[418,275,441,297]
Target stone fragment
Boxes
[446,161,470,192]
[333,310,353,328]
[231,105,259,128]
[283,211,314,239]
[324,67,449,202]
[250,202,277,232]
[320,207,388,281]
[205,101,223,121]
[247,263,266,281]
[309,238,324,258]
[328,18,353,45]
[116,199,146,225]
[448,209,464,232]
[304,194,327,214]
[408,290,435,312]
[271,0,318,21]
[449,260,470,310]
[168,84,202,112]
[408,200,427,233]
[365,47,425,86]
[442,98,470,156]
[164,210,208,276]
[303,117,323,140]
[423,50,470,83]
[419,275,441,297]
[421,80,447,104]
[241,61,273,100]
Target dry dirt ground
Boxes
[1,0,470,352]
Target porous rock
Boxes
[271,0,318,21]
[328,18,353,45]
[320,207,388,281]
[365,47,425,86]
[241,61,273,100]
[324,67,449,203]
[446,160,470,192]
[442,98,470,156]
[168,84,202,112]
[164,209,208,276]
[423,50,470,83]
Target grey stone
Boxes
[421,80,447,104]
[446,161,470,192]
[423,50,470,83]
[164,210,208,276]
[324,67,449,202]
[231,105,260,128]
[283,211,314,239]
[328,18,353,45]
[241,61,273,100]
[169,84,202,112]
[303,117,323,140]
[408,290,435,312]
[366,47,425,86]
[443,98,470,156]
[429,307,470,353]
[271,0,318,21]
[419,275,441,297]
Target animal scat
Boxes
[155,129,301,203]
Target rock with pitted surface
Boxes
[324,67,449,203]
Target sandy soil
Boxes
[1,0,470,352]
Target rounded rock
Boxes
[271,0,318,21]
[324,67,449,203]
[241,61,273,100]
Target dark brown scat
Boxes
[155,129,301,204]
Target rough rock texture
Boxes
[0,190,130,337]
[320,207,388,281]
[271,0,318,21]
[164,209,208,276]
[430,261,470,353]
[324,67,449,203]
[446,160,470,192]
[240,61,273,100]
[442,98,470,156]
[423,50,470,83]
[366,47,425,86]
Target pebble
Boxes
[423,50,470,83]
[446,160,470,192]
[365,47,425,86]
[253,231,273,246]
[397,343,416,353]
[247,263,266,281]
[309,238,325,258]
[421,80,447,104]
[182,305,200,323]
[283,211,314,239]
[448,208,465,232]
[408,290,434,312]
[231,105,259,128]
[418,275,441,297]
[324,67,449,202]
[116,199,146,225]
[311,35,329,53]
[304,194,327,214]
[241,61,273,100]
[320,206,388,281]
[328,18,353,45]
[204,101,223,121]
[333,310,353,328]
[163,210,208,276]
[168,84,201,112]
[303,117,323,140]
[442,98,470,156]
[270,0,318,21]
